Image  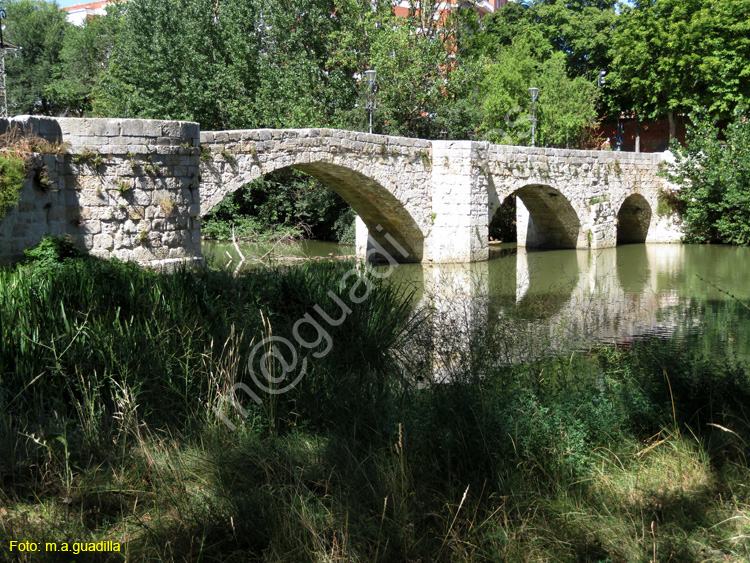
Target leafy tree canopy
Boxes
[473,0,617,79]
[666,107,750,245]
[3,0,70,115]
[47,4,125,116]
[608,0,750,121]
[479,37,599,147]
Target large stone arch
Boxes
[507,184,582,249]
[202,158,425,262]
[617,194,651,244]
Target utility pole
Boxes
[0,8,19,118]
[1,8,7,118]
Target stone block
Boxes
[80,220,102,234]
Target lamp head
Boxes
[365,69,377,86]
[529,87,539,103]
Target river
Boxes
[203,240,750,364]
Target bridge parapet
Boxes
[0,116,203,268]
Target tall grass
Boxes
[1,240,750,561]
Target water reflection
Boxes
[204,238,750,369]
[203,239,355,266]
[391,244,750,373]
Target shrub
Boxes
[0,152,25,220]
[666,106,750,244]
[22,235,85,264]
[203,168,354,243]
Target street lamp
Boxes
[365,69,376,134]
[616,111,625,152]
[529,87,539,147]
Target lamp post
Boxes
[529,87,539,147]
[616,111,624,152]
[365,69,376,134]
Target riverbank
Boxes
[2,241,750,561]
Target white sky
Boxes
[56,0,93,9]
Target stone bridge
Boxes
[0,117,682,267]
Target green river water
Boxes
[203,240,750,362]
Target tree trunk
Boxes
[667,111,676,141]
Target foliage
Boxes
[203,168,354,242]
[474,0,617,79]
[2,250,750,560]
[489,195,516,242]
[478,38,599,147]
[46,4,126,116]
[3,0,70,115]
[666,107,750,244]
[21,235,84,264]
[94,0,364,129]
[0,130,71,220]
[0,152,26,220]
[201,216,304,242]
[0,249,414,433]
[608,0,750,122]
[323,0,484,139]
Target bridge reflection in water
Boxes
[205,239,750,379]
[386,243,749,380]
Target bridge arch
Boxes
[202,159,425,262]
[501,184,581,249]
[616,194,651,244]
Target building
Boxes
[392,0,509,19]
[64,1,114,26]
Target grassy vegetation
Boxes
[1,239,750,561]
[0,130,70,221]
[201,168,355,245]
[200,215,306,243]
[0,151,25,220]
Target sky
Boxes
[56,0,95,8]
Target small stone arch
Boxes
[203,159,424,263]
[617,194,651,244]
[511,184,581,249]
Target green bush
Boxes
[0,151,26,220]
[203,168,355,243]
[22,235,85,264]
[667,106,750,244]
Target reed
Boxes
[1,240,750,561]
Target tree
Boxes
[95,0,366,130]
[478,38,598,148]
[95,0,250,127]
[608,0,750,138]
[3,0,70,115]
[46,4,126,116]
[326,0,483,139]
[473,0,617,78]
[666,107,750,245]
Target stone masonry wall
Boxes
[486,145,682,249]
[0,118,682,267]
[201,128,434,263]
[0,116,203,268]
